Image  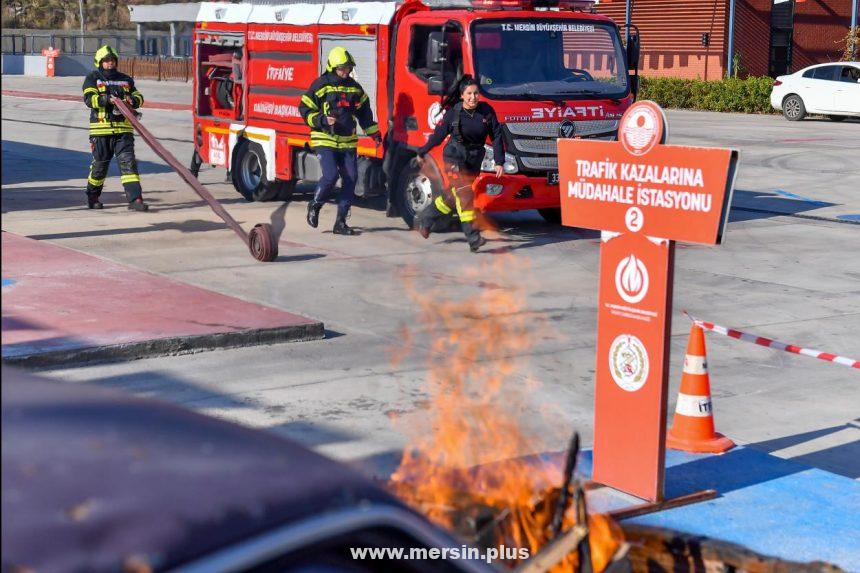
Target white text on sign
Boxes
[568,160,712,214]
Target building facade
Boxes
[596,0,858,79]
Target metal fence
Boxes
[1,32,192,57]
[2,33,136,55]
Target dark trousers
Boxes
[86,133,142,203]
[313,147,357,220]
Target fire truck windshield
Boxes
[472,20,628,99]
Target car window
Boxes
[839,66,860,83]
[802,69,816,79]
[811,66,838,81]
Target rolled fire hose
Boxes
[110,96,278,262]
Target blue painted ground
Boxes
[575,446,860,571]
[837,214,860,222]
[772,189,832,206]
[2,278,17,288]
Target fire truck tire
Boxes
[394,164,438,228]
[538,208,562,224]
[231,140,289,202]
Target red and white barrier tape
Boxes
[685,313,859,370]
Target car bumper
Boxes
[472,173,561,212]
[770,90,784,110]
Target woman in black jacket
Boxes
[415,75,505,253]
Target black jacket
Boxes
[298,71,379,150]
[82,68,143,136]
[417,101,505,168]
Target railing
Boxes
[1,33,191,57]
[2,33,136,55]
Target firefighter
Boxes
[414,75,505,253]
[82,45,148,211]
[299,47,382,235]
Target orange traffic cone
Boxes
[666,323,735,453]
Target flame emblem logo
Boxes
[614,254,649,304]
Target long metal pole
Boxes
[78,0,85,53]
[726,0,736,77]
[625,0,632,45]
[852,0,857,30]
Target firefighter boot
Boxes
[86,193,103,210]
[462,222,486,253]
[414,203,444,239]
[415,211,432,239]
[333,216,356,236]
[128,199,150,212]
[306,202,322,228]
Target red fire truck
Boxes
[192,0,639,225]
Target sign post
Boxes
[558,101,738,501]
[41,47,61,77]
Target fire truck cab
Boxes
[192,0,639,224]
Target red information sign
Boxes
[559,101,738,501]
[559,102,738,245]
[593,232,673,500]
[41,47,60,78]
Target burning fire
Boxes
[389,256,623,571]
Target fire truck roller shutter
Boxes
[318,36,378,136]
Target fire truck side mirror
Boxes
[428,75,445,95]
[427,32,447,68]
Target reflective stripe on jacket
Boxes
[298,71,378,150]
[82,70,144,136]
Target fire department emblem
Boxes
[558,120,575,139]
[608,334,649,392]
[619,101,665,156]
[615,253,648,304]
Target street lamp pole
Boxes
[78,0,85,53]
[625,0,632,45]
[726,0,736,77]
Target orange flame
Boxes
[389,255,622,570]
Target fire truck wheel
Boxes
[538,208,562,224]
[231,140,287,202]
[394,164,437,228]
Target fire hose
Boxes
[110,96,278,262]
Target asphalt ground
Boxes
[2,76,859,489]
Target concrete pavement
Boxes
[2,76,859,488]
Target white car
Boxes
[770,62,860,121]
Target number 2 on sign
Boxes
[625,206,644,232]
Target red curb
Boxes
[2,89,190,111]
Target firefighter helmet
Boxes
[326,47,356,72]
[94,45,119,68]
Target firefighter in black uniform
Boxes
[82,45,148,211]
[415,75,505,252]
[298,47,381,235]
